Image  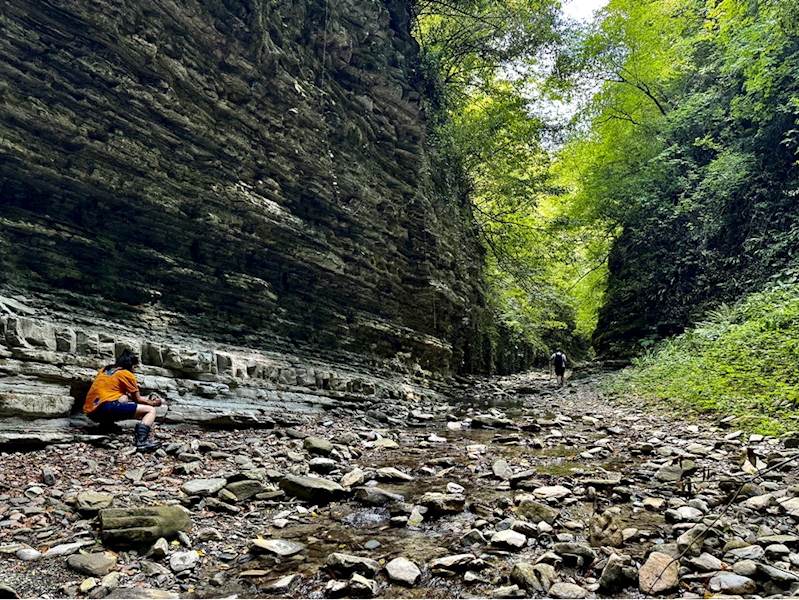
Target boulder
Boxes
[326,553,381,577]
[385,557,421,586]
[99,506,191,546]
[67,552,117,577]
[638,552,678,594]
[279,474,345,503]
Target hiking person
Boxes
[83,349,163,452]
[550,348,567,387]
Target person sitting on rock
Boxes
[83,349,163,452]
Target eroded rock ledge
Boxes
[0,295,450,448]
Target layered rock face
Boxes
[0,0,485,370]
[0,0,490,437]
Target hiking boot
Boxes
[134,423,161,452]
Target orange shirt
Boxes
[83,368,139,413]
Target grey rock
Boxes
[304,436,334,456]
[418,492,466,514]
[687,552,723,572]
[43,540,94,557]
[224,479,265,501]
[491,529,527,549]
[353,487,404,506]
[279,474,345,503]
[491,584,525,599]
[732,559,758,577]
[709,573,757,595]
[263,573,302,594]
[348,573,378,597]
[385,557,421,586]
[76,492,115,513]
[180,478,227,497]
[169,550,199,573]
[548,582,587,599]
[516,498,559,524]
[106,589,179,599]
[326,552,381,577]
[309,457,338,474]
[67,552,117,577]
[251,539,306,557]
[15,548,41,561]
[99,506,191,546]
[375,467,414,482]
[598,553,632,591]
[511,562,556,593]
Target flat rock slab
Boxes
[532,485,572,500]
[250,539,306,557]
[325,552,381,577]
[375,467,414,481]
[709,573,757,595]
[263,573,303,594]
[180,478,227,497]
[66,552,117,577]
[549,583,588,599]
[76,491,115,513]
[491,529,527,549]
[385,557,421,586]
[639,552,679,594]
[99,506,191,546]
[279,474,345,503]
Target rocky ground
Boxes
[2,368,799,599]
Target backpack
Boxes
[553,353,565,369]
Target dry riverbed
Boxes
[2,368,799,599]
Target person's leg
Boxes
[133,404,157,426]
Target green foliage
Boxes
[556,0,799,355]
[607,282,799,434]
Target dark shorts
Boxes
[555,367,566,376]
[87,400,137,422]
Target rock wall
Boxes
[0,0,488,374]
[0,294,453,447]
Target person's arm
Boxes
[132,390,163,406]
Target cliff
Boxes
[0,0,490,441]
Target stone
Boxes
[638,552,679,594]
[340,468,365,488]
[655,460,696,482]
[665,505,703,522]
[418,492,466,514]
[588,510,623,547]
[492,584,525,599]
[709,573,757,595]
[375,467,414,481]
[15,548,41,561]
[511,562,556,593]
[326,553,381,577]
[548,582,588,599]
[532,485,572,500]
[150,538,169,559]
[493,459,513,479]
[516,498,559,524]
[67,552,117,577]
[461,529,486,547]
[181,478,227,497]
[76,491,115,513]
[43,540,94,557]
[756,562,799,583]
[264,573,302,594]
[99,506,191,546]
[676,525,708,557]
[0,585,19,600]
[491,529,527,549]
[429,554,479,572]
[304,436,334,456]
[224,479,265,501]
[251,539,306,557]
[348,573,378,597]
[353,487,404,506]
[598,553,630,591]
[732,559,758,577]
[169,550,199,573]
[687,552,723,572]
[106,590,179,599]
[385,557,421,586]
[279,474,345,503]
[309,457,338,474]
[552,542,596,564]
[726,544,764,561]
[373,438,399,449]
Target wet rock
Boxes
[588,510,623,547]
[418,492,466,514]
[511,562,556,593]
[354,487,404,506]
[99,506,191,546]
[429,554,480,572]
[76,492,115,513]
[709,573,757,594]
[515,498,559,524]
[548,582,587,599]
[326,552,381,577]
[385,557,421,586]
[264,573,303,594]
[638,552,678,594]
[461,529,486,547]
[598,553,634,591]
[491,529,527,550]
[67,552,117,577]
[279,474,345,503]
[180,478,227,497]
[169,550,199,573]
[552,543,596,566]
[250,539,306,557]
[347,573,378,597]
[375,467,414,482]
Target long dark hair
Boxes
[103,349,139,372]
